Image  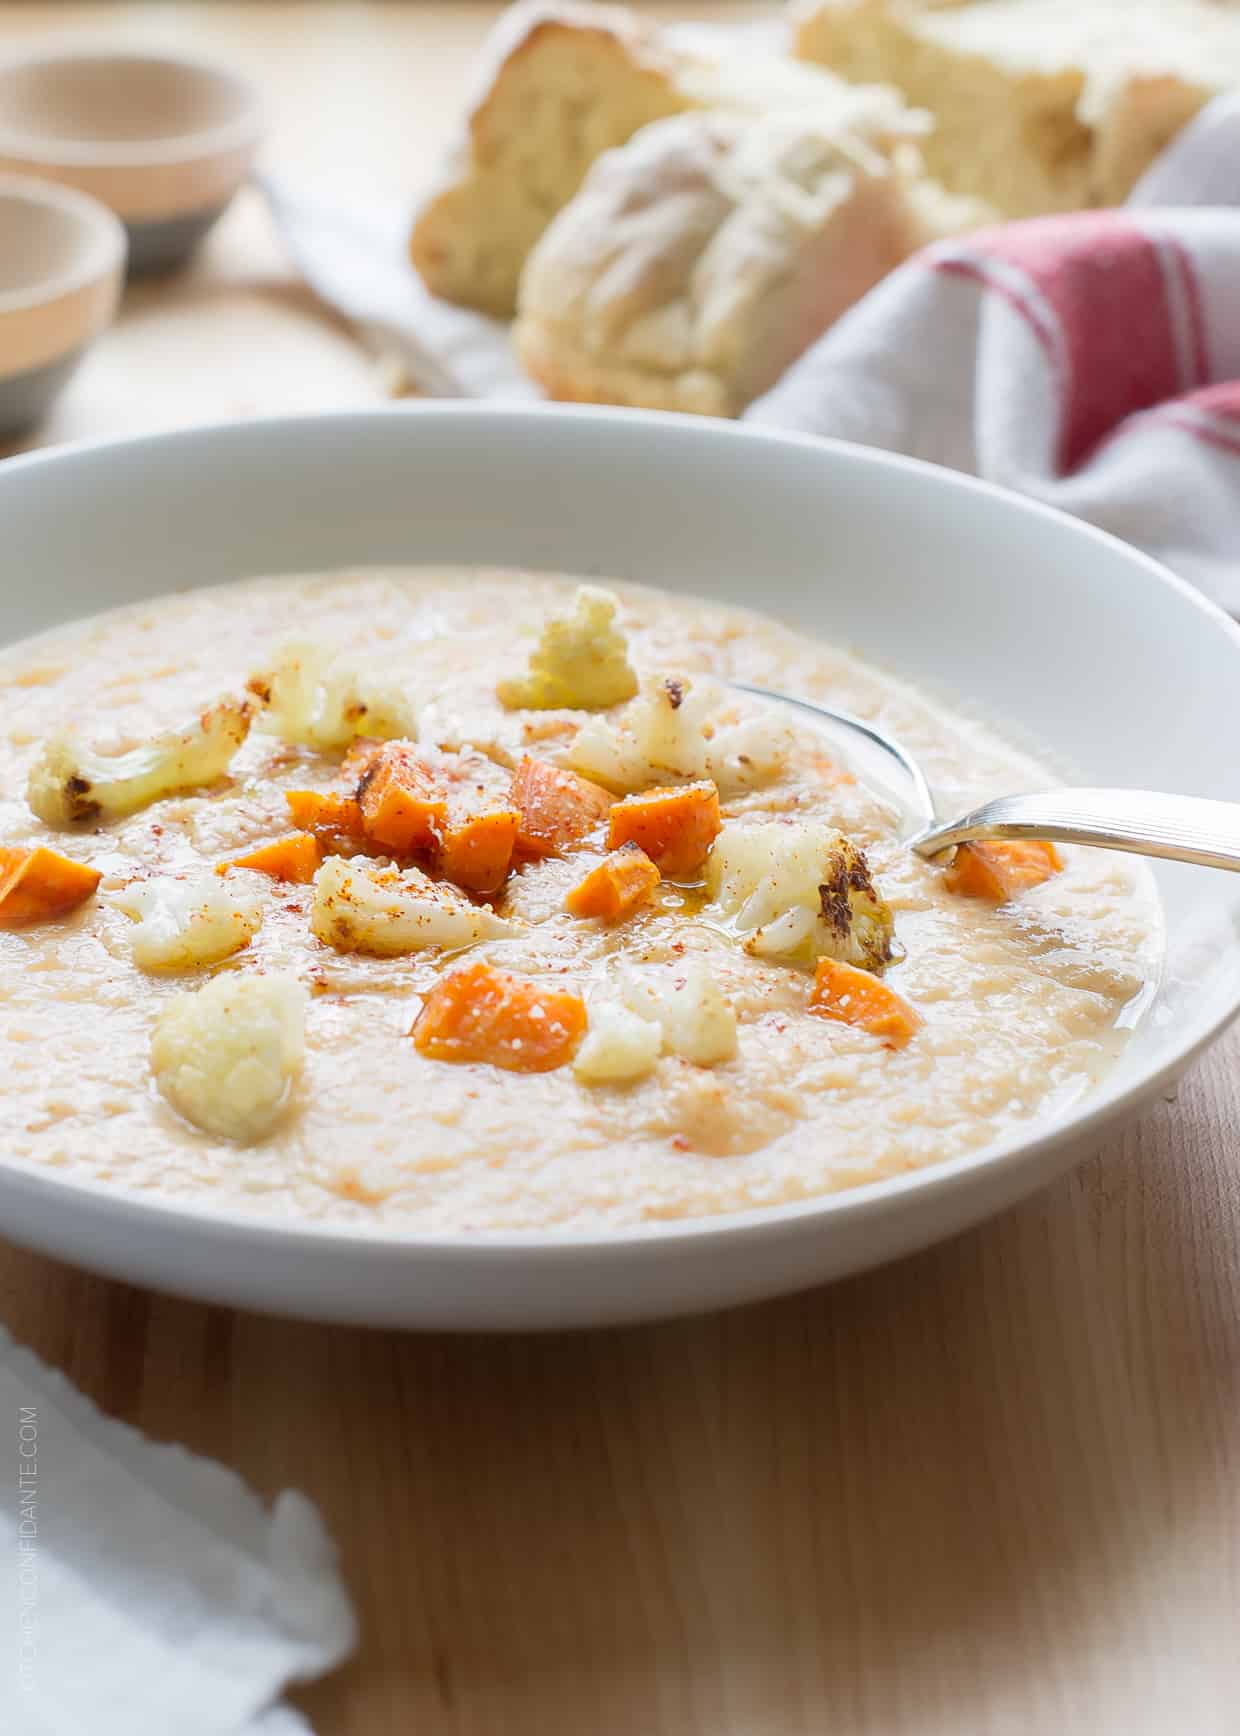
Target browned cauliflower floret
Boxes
[249,642,419,751]
[27,699,251,826]
[309,856,515,956]
[565,672,707,790]
[497,585,638,711]
[566,674,793,795]
[706,820,894,969]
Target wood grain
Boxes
[0,6,1237,1732]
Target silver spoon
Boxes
[732,682,1240,872]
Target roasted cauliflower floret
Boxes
[706,820,894,969]
[497,585,638,711]
[249,642,418,751]
[705,709,795,797]
[309,855,515,956]
[566,674,792,796]
[618,958,738,1066]
[574,959,737,1084]
[113,875,263,972]
[572,999,664,1084]
[151,972,307,1143]
[27,699,251,826]
[566,673,710,791]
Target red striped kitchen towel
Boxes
[746,95,1240,612]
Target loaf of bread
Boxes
[514,109,974,417]
[409,0,918,317]
[792,0,1240,216]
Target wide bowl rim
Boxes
[1,402,1239,1264]
[0,46,262,171]
[0,171,125,319]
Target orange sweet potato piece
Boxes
[944,840,1063,903]
[0,845,102,927]
[511,757,612,857]
[565,844,660,921]
[226,832,322,884]
[809,957,921,1048]
[355,744,447,855]
[412,961,587,1072]
[285,789,365,844]
[607,781,721,879]
[438,808,522,895]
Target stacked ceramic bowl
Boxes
[0,176,123,436]
[0,48,260,436]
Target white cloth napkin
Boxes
[0,1327,356,1734]
[264,180,535,401]
[266,91,1240,614]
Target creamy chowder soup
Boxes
[0,570,1160,1231]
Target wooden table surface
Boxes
[2,5,1238,1731]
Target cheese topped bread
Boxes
[792,0,1240,215]
[409,0,918,316]
[514,108,971,417]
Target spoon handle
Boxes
[911,789,1240,872]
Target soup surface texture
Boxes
[0,570,1160,1230]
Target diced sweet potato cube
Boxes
[944,840,1063,903]
[412,961,586,1072]
[438,808,521,895]
[607,781,721,880]
[511,757,612,857]
[285,789,365,844]
[355,744,447,854]
[433,755,523,893]
[226,832,322,884]
[565,844,660,921]
[0,845,101,927]
[809,957,921,1048]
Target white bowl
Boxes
[1,406,1238,1329]
[0,49,260,273]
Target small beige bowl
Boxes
[0,48,261,273]
[0,174,124,436]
